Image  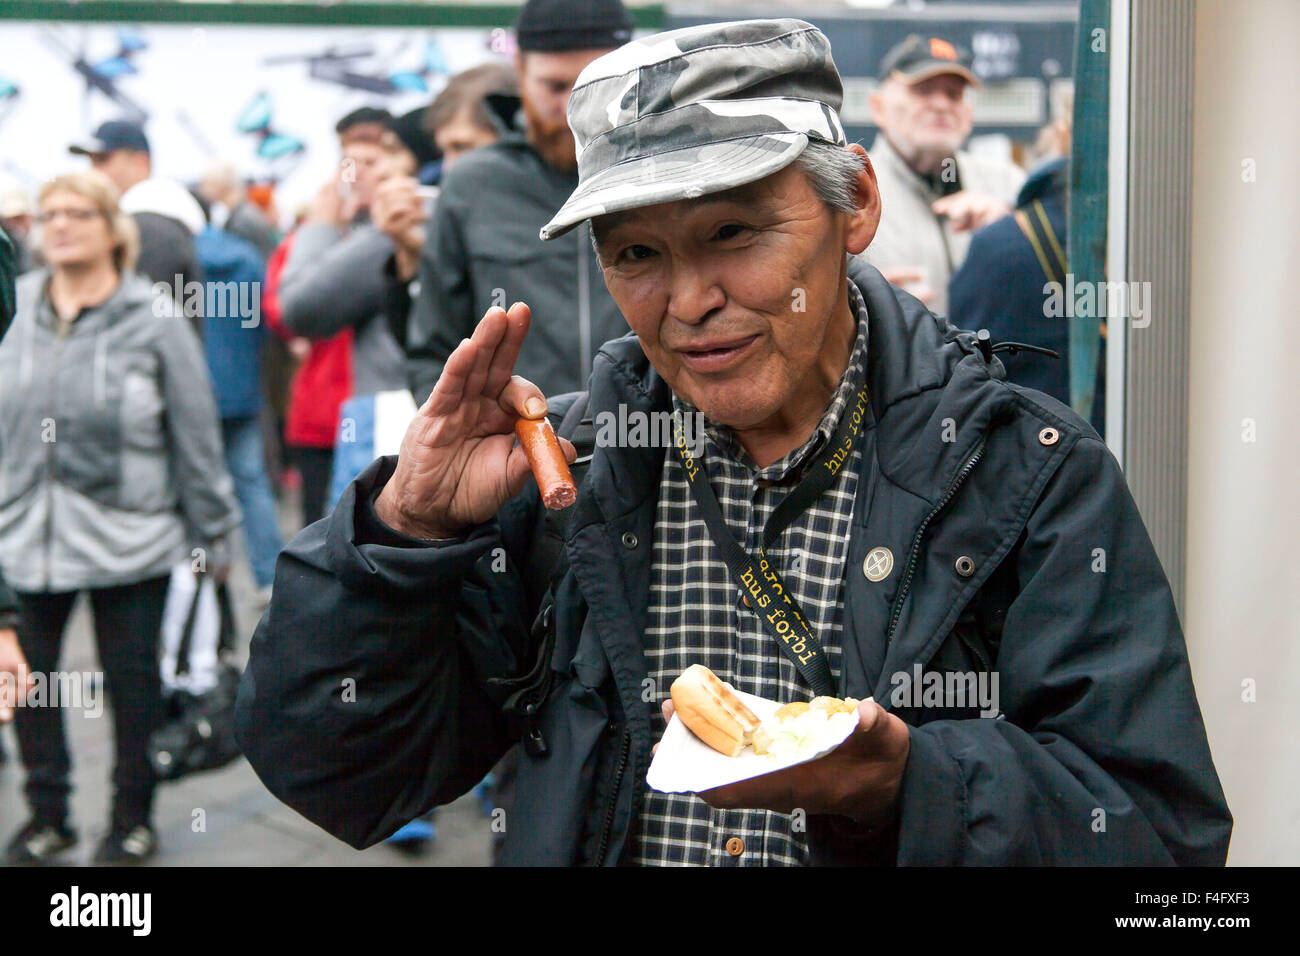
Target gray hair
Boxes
[794,139,866,214]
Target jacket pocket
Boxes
[900,602,1001,724]
[506,671,610,865]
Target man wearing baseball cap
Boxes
[402,0,633,406]
[69,119,205,331]
[857,35,1025,314]
[238,20,1230,867]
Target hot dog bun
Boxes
[670,664,761,757]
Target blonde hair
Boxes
[38,169,140,274]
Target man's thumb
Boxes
[857,698,882,734]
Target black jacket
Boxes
[403,133,626,404]
[235,263,1231,865]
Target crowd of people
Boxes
[0,0,1184,870]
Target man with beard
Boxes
[404,0,633,403]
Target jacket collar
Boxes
[18,268,156,332]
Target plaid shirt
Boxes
[629,282,873,866]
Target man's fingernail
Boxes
[525,398,546,418]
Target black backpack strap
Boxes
[487,392,596,756]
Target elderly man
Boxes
[858,35,1025,314]
[235,20,1230,866]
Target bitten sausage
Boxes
[515,416,577,510]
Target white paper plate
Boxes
[646,687,868,794]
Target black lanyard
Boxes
[671,376,870,697]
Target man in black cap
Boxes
[857,36,1025,315]
[69,119,205,332]
[403,0,633,404]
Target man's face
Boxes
[434,108,499,173]
[89,149,149,194]
[592,152,878,432]
[516,48,611,171]
[871,73,973,169]
[377,130,420,178]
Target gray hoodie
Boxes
[279,220,408,399]
[0,269,240,592]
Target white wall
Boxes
[1186,0,1300,865]
[0,22,503,222]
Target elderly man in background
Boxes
[236,19,1230,866]
[858,35,1025,314]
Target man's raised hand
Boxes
[374,302,576,539]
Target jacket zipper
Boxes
[885,437,986,644]
[594,726,631,865]
[577,222,592,384]
[42,331,65,591]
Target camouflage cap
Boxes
[539,18,846,241]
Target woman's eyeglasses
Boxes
[35,208,103,224]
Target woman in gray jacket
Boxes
[0,170,239,865]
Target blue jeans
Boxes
[222,415,284,589]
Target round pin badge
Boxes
[863,546,894,582]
